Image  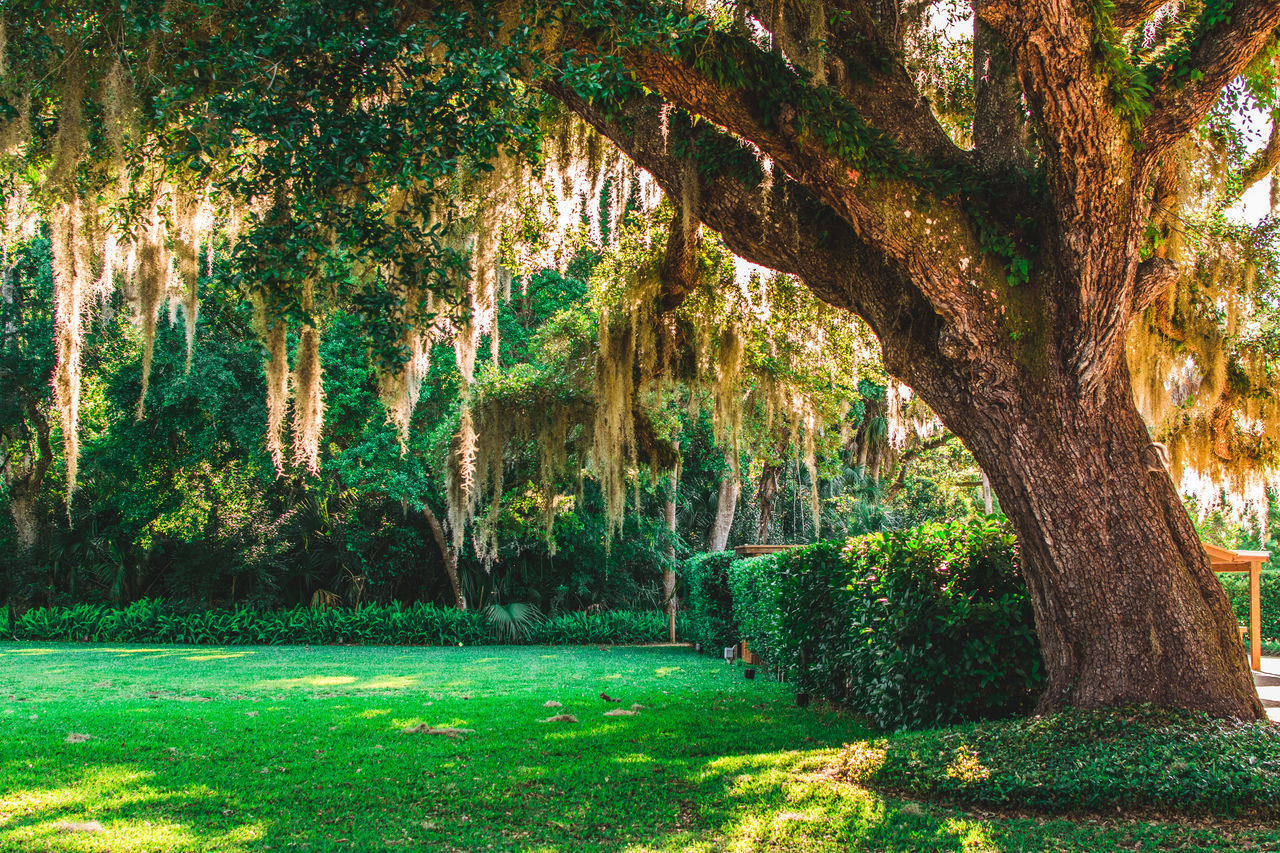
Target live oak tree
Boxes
[3,0,1280,717]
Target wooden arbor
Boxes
[1204,542,1269,671]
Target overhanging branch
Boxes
[1236,114,1280,203]
[1143,0,1280,153]
[1111,0,1176,29]
[541,79,1010,412]
[554,28,1001,333]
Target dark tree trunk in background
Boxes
[663,485,678,643]
[8,493,37,553]
[1,393,53,556]
[423,504,465,610]
[755,464,783,544]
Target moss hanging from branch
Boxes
[1126,138,1280,529]
[257,297,290,473]
[291,279,324,474]
[133,199,167,419]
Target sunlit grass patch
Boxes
[2,643,1278,852]
[0,765,264,852]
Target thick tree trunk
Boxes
[705,466,739,552]
[422,504,465,610]
[932,361,1263,718]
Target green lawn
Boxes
[0,643,1274,852]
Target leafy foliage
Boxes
[679,550,739,652]
[836,705,1280,817]
[0,600,680,647]
[1218,570,1280,643]
[728,520,1042,730]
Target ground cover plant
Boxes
[835,705,1280,818]
[3,644,1280,852]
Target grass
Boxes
[1,644,1278,852]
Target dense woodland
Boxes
[1,227,991,612]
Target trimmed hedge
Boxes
[728,552,784,666]
[0,600,685,647]
[727,519,1043,730]
[681,550,739,652]
[1218,570,1280,643]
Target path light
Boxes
[723,646,736,663]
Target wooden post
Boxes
[1204,543,1268,672]
[1251,556,1263,672]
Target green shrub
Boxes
[680,551,739,652]
[729,519,1042,730]
[1218,569,1280,642]
[836,705,1280,818]
[526,610,687,645]
[0,601,676,647]
[727,552,785,667]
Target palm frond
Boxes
[484,602,544,642]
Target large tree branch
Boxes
[976,0,1133,225]
[556,27,1003,333]
[1236,114,1280,202]
[972,17,1031,175]
[542,80,1019,411]
[1143,0,1280,153]
[1131,257,1180,314]
[1111,0,1176,29]
[734,1,959,162]
[975,0,1150,393]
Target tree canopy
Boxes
[4,0,1280,718]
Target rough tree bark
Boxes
[705,461,740,552]
[542,0,1280,717]
[930,359,1260,715]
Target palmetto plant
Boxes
[483,601,544,642]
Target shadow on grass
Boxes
[4,646,1245,852]
[0,711,989,852]
[0,763,263,851]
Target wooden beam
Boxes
[1251,557,1263,671]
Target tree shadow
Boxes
[0,762,264,850]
